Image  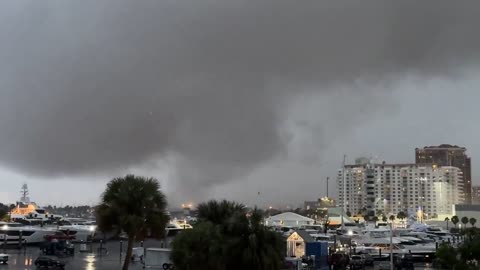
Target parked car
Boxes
[349,255,365,269]
[0,253,8,264]
[34,256,66,269]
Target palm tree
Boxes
[389,215,395,223]
[228,209,285,270]
[96,175,168,270]
[451,216,459,229]
[445,217,450,230]
[382,215,387,222]
[461,217,469,229]
[396,211,407,221]
[197,199,245,225]
[172,200,284,270]
[469,218,477,228]
[0,203,8,221]
[361,207,367,216]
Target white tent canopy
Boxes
[327,207,355,225]
[265,212,314,227]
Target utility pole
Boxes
[342,155,347,213]
[342,155,347,231]
[390,222,394,270]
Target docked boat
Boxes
[165,219,193,237]
[353,227,438,261]
[9,184,62,222]
[56,225,96,242]
[54,218,97,242]
[0,222,55,245]
[353,229,409,258]
[394,236,436,254]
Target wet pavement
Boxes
[0,240,158,270]
[0,241,441,269]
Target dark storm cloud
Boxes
[0,1,479,188]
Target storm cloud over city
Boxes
[0,1,480,206]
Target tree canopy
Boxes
[96,175,168,270]
[451,216,459,228]
[462,217,469,227]
[0,203,9,220]
[437,228,480,269]
[470,218,477,227]
[171,200,285,270]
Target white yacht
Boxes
[425,226,453,241]
[10,184,63,222]
[56,218,97,242]
[56,225,96,242]
[353,229,409,256]
[165,220,193,237]
[402,231,440,242]
[0,222,54,245]
[394,236,436,254]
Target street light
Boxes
[389,221,393,270]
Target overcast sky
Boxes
[0,1,479,209]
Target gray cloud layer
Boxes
[0,1,479,194]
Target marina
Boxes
[0,241,442,270]
[0,2,479,269]
[0,183,468,269]
[0,240,163,270]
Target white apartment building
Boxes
[337,159,464,218]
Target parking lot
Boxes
[0,241,151,270]
[1,241,441,270]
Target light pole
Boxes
[389,221,393,270]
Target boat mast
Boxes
[20,183,30,204]
[342,155,347,213]
[342,155,347,229]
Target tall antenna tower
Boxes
[342,155,347,213]
[20,183,30,204]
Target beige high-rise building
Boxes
[337,159,464,218]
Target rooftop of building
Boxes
[454,204,480,211]
[343,163,460,169]
[416,144,466,151]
